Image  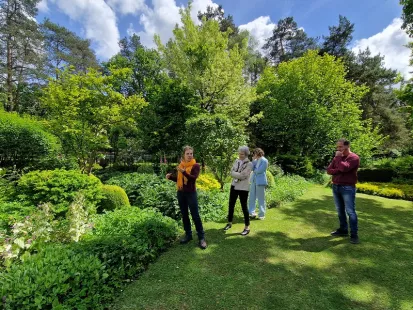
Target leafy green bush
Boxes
[0,245,111,310]
[107,173,229,221]
[0,201,35,231]
[310,171,332,185]
[0,111,60,169]
[276,155,315,178]
[98,185,130,212]
[72,236,149,286]
[137,163,155,174]
[106,173,159,205]
[17,169,103,215]
[267,162,284,177]
[197,189,228,222]
[266,171,276,188]
[266,175,310,208]
[0,177,14,203]
[91,208,179,249]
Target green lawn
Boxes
[112,186,413,310]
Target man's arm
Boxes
[336,155,360,172]
[327,158,340,175]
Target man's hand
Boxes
[335,151,343,157]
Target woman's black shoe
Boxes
[180,235,193,244]
[223,223,232,231]
[241,229,250,236]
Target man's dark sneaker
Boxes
[199,239,207,250]
[330,229,349,237]
[350,235,360,244]
[180,235,193,244]
[223,223,232,231]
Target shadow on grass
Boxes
[112,192,413,310]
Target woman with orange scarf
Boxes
[166,146,207,250]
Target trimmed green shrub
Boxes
[98,185,130,212]
[0,245,111,310]
[17,169,103,215]
[357,168,394,182]
[266,170,276,188]
[0,111,60,169]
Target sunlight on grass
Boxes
[112,185,413,310]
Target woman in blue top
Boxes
[249,148,268,220]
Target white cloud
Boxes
[37,0,49,13]
[106,0,147,15]
[127,0,219,48]
[239,16,275,52]
[352,18,411,79]
[44,0,120,59]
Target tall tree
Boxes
[42,67,147,174]
[251,50,383,165]
[264,17,318,64]
[198,5,237,36]
[41,19,99,78]
[346,48,411,149]
[0,0,45,112]
[105,34,164,99]
[320,15,354,58]
[157,6,255,127]
[400,0,413,37]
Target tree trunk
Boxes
[6,34,13,111]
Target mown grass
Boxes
[112,185,413,310]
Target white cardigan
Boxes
[230,159,253,191]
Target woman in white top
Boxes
[223,146,253,236]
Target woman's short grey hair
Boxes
[238,146,250,156]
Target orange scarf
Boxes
[177,159,196,190]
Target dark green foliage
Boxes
[401,0,413,37]
[17,169,103,215]
[264,17,318,64]
[276,155,316,178]
[98,185,130,213]
[91,208,179,248]
[0,201,35,231]
[0,245,111,310]
[320,15,354,58]
[266,175,310,208]
[0,111,60,169]
[357,168,394,183]
[197,189,228,222]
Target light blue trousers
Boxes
[248,183,266,217]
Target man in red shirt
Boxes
[327,138,360,244]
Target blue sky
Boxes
[36,0,410,77]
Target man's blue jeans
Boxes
[332,184,358,236]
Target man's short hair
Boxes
[337,138,350,146]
